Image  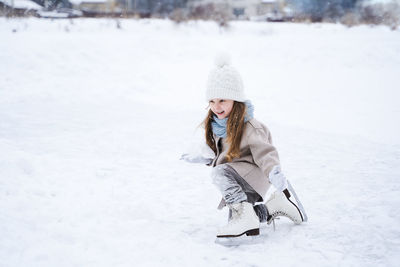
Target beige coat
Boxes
[210,118,280,208]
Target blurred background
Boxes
[1,0,400,29]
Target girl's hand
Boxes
[180,154,213,165]
[180,140,215,165]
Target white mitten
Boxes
[180,153,213,164]
[268,165,288,191]
[180,142,215,165]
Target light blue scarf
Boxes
[211,100,254,138]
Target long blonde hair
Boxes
[203,101,246,162]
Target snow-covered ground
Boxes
[1,18,400,267]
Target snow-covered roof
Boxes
[0,0,42,9]
[363,0,400,4]
[36,10,69,18]
[261,0,277,3]
[69,0,108,5]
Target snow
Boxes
[69,0,108,5]
[364,0,400,5]
[0,0,42,9]
[1,18,400,266]
[261,0,278,3]
[36,10,70,18]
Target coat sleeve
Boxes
[247,126,281,181]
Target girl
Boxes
[182,54,305,238]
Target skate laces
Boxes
[269,210,294,223]
[267,192,299,224]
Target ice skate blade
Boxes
[215,232,265,247]
[216,228,259,238]
[287,180,308,222]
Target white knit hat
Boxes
[206,53,246,102]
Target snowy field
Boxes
[1,18,400,267]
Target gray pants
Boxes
[211,164,261,204]
[211,164,269,222]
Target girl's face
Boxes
[209,99,234,119]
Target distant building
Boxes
[257,0,294,21]
[118,0,187,16]
[69,0,122,16]
[0,0,42,16]
[68,0,186,17]
[187,0,292,20]
[230,0,260,19]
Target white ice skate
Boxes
[216,201,260,238]
[268,166,308,224]
[265,189,304,225]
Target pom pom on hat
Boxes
[214,52,231,68]
[206,53,246,102]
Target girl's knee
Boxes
[211,164,229,185]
